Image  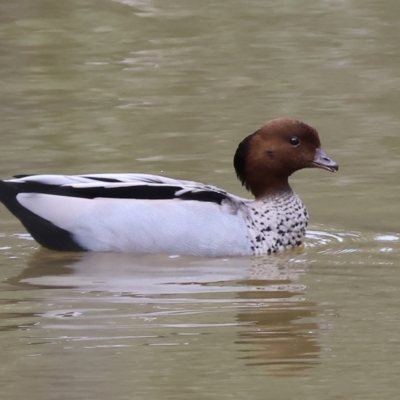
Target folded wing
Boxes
[0,174,249,255]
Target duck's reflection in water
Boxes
[235,257,319,376]
[12,249,320,376]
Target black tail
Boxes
[0,180,85,251]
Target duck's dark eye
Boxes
[290,136,300,146]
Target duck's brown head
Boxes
[233,118,338,199]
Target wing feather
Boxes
[6,173,244,206]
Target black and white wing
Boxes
[0,173,247,252]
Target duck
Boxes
[0,118,338,257]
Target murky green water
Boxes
[1,0,400,399]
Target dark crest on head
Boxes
[233,131,257,191]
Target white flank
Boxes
[16,193,96,229]
[16,192,252,257]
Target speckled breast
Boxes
[244,192,308,255]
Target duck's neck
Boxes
[250,178,292,200]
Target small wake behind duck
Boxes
[0,118,338,257]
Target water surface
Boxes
[1,1,400,399]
